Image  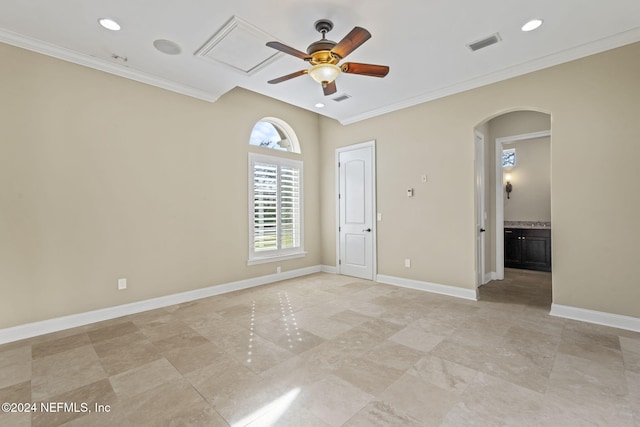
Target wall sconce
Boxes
[505,173,513,199]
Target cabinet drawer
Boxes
[522,228,550,238]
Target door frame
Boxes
[495,130,551,280]
[335,140,377,280]
[475,130,486,288]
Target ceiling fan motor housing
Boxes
[307,40,337,56]
[307,19,339,60]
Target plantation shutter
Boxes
[253,162,278,252]
[249,154,303,261]
[280,166,300,249]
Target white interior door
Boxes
[337,143,375,280]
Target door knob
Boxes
[363,228,372,232]
[480,228,486,232]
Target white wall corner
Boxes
[376,274,478,301]
[0,265,323,345]
[481,272,498,286]
[550,303,640,333]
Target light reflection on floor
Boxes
[246,292,304,365]
[278,292,302,350]
[247,300,256,363]
[230,388,301,427]
[239,294,303,425]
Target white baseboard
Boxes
[0,265,322,345]
[550,303,640,333]
[376,274,477,301]
[320,265,338,274]
[483,272,498,284]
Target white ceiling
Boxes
[1,0,639,124]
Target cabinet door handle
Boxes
[505,230,513,234]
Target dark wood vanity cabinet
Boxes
[504,228,551,272]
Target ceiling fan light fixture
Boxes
[308,63,341,85]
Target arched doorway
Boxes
[474,110,552,305]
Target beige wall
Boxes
[489,110,552,223]
[321,42,640,318]
[0,43,321,329]
[503,138,551,222]
[2,40,640,330]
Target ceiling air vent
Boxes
[332,94,351,102]
[467,33,502,52]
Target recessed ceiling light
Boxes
[153,39,182,55]
[521,19,543,32]
[98,18,121,31]
[315,103,325,108]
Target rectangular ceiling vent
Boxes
[467,33,502,52]
[332,94,352,102]
[195,16,281,75]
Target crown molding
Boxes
[2,25,639,125]
[0,28,220,103]
[339,27,640,125]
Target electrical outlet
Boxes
[117,278,127,290]
[404,259,411,268]
[377,213,382,221]
[276,266,281,274]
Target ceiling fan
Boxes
[266,19,390,96]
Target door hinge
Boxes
[339,259,342,265]
[338,226,341,232]
[338,162,341,167]
[338,193,341,199]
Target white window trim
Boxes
[248,153,305,265]
[249,117,301,153]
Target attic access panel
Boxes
[195,16,281,75]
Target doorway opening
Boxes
[474,110,552,306]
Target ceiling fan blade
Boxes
[323,81,337,96]
[268,70,308,84]
[340,62,389,78]
[331,27,371,59]
[266,41,311,60]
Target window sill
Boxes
[247,251,307,266]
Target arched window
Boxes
[247,118,304,264]
[249,117,300,153]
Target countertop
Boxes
[504,221,551,229]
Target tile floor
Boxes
[1,269,639,426]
